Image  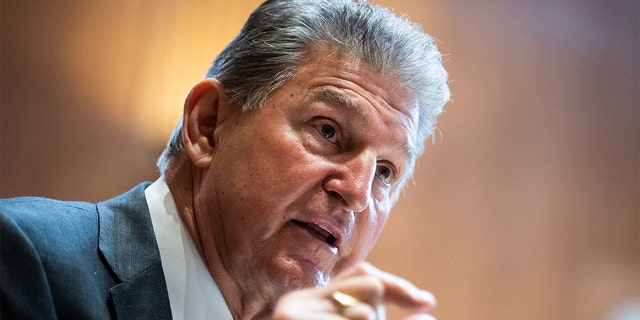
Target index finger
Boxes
[337,262,437,312]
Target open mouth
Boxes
[293,220,338,247]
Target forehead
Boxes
[296,50,418,108]
[291,50,421,159]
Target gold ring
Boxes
[331,291,360,314]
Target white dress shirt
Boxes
[145,177,233,320]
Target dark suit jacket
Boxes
[0,183,172,319]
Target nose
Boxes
[323,151,376,213]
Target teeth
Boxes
[318,224,331,234]
[317,224,337,245]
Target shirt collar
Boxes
[145,177,233,320]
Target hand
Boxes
[272,262,437,320]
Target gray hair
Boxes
[157,0,450,174]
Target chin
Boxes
[269,255,332,295]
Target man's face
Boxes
[195,51,420,302]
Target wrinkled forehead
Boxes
[298,48,422,150]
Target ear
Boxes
[182,78,234,168]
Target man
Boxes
[0,0,450,318]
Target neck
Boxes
[163,157,276,319]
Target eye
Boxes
[320,123,338,144]
[375,165,394,184]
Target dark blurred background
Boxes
[1,1,638,319]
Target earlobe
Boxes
[182,78,229,168]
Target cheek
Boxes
[332,209,388,276]
[365,196,390,238]
[212,122,317,224]
[366,209,389,249]
[354,208,390,258]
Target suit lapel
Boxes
[109,262,171,319]
[97,183,172,319]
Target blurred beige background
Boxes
[1,1,638,319]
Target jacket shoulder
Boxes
[0,196,98,245]
[0,196,118,319]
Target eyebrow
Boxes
[309,88,419,164]
[310,88,367,118]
